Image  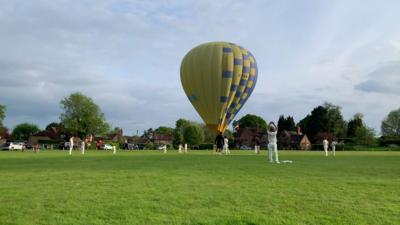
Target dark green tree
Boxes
[277,115,296,132]
[11,123,40,140]
[324,102,346,137]
[381,108,400,136]
[298,103,346,142]
[60,92,110,138]
[154,126,174,136]
[237,114,267,130]
[299,106,328,142]
[183,124,204,146]
[45,122,65,134]
[347,113,364,137]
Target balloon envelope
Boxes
[180,42,258,132]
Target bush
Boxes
[311,144,323,150]
[199,143,214,150]
[342,144,355,150]
[379,136,400,147]
[145,142,155,150]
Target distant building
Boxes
[28,130,58,145]
[152,133,174,145]
[107,128,126,143]
[279,127,311,150]
[125,135,146,144]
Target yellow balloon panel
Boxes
[180,42,258,132]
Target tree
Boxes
[173,118,191,146]
[298,103,346,142]
[154,126,174,136]
[237,114,267,130]
[324,102,346,137]
[11,123,40,140]
[0,126,10,140]
[60,92,110,138]
[299,106,328,142]
[183,124,204,146]
[354,126,376,145]
[45,122,64,132]
[142,128,154,142]
[0,104,6,127]
[347,113,364,137]
[381,108,400,136]
[277,115,296,132]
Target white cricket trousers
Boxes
[323,145,328,156]
[223,145,230,154]
[268,143,279,163]
[332,146,335,156]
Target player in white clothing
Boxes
[323,138,329,156]
[223,136,230,154]
[331,140,337,156]
[69,136,74,155]
[267,122,279,163]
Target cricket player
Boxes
[81,140,85,155]
[323,138,329,156]
[178,144,182,153]
[331,140,337,156]
[69,136,74,155]
[223,136,230,154]
[267,122,279,163]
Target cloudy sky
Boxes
[1,0,400,135]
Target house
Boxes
[289,133,311,150]
[278,127,311,150]
[152,133,174,145]
[28,130,57,145]
[125,135,147,144]
[107,128,126,143]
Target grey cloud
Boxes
[355,61,400,95]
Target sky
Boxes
[1,0,400,135]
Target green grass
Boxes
[0,150,399,225]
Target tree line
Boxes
[1,94,399,147]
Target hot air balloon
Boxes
[180,42,258,133]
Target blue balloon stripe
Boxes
[223,47,232,53]
[248,75,256,81]
[234,58,243,65]
[239,79,247,86]
[242,66,250,73]
[222,70,233,78]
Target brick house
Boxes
[152,133,174,145]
